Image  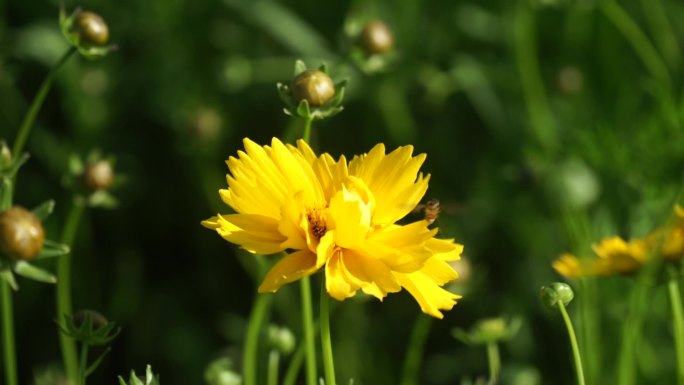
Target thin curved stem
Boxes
[12,47,76,157]
[399,315,432,385]
[668,266,684,385]
[1,280,17,385]
[56,202,85,383]
[267,349,280,385]
[486,342,501,384]
[300,276,317,385]
[559,302,586,385]
[320,281,336,385]
[78,343,89,385]
[243,293,272,385]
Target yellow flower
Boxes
[552,236,648,277]
[202,138,463,318]
[648,205,684,261]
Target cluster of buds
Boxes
[277,61,347,121]
[452,316,522,346]
[63,151,119,209]
[60,6,116,59]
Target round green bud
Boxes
[268,325,295,355]
[73,11,109,46]
[83,160,114,192]
[359,20,394,55]
[0,206,45,261]
[540,282,574,309]
[290,70,335,108]
[72,309,109,330]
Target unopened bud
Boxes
[290,70,335,108]
[0,206,45,261]
[540,282,574,309]
[83,160,114,192]
[267,325,295,354]
[72,310,109,330]
[73,11,109,46]
[359,21,394,55]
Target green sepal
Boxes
[37,239,70,259]
[68,153,84,175]
[87,190,119,209]
[318,62,329,73]
[59,5,117,60]
[0,177,12,210]
[0,268,18,290]
[13,261,57,284]
[31,200,55,221]
[119,365,160,385]
[296,99,311,119]
[59,312,121,345]
[4,153,30,178]
[294,59,307,76]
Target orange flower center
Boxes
[306,208,327,239]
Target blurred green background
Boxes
[2,0,684,384]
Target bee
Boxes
[423,198,441,224]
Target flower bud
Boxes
[540,282,574,309]
[359,20,394,55]
[72,11,109,46]
[290,70,335,107]
[267,325,295,355]
[0,206,45,261]
[60,309,120,345]
[83,160,114,192]
[72,309,109,330]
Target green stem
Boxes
[558,302,586,385]
[78,343,89,385]
[320,281,336,385]
[639,0,682,68]
[600,0,671,88]
[300,276,317,385]
[668,266,684,385]
[302,117,313,144]
[12,47,76,157]
[243,293,272,385]
[1,280,17,385]
[282,341,306,385]
[486,342,501,385]
[56,202,85,383]
[399,315,432,385]
[267,349,280,385]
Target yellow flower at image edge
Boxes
[202,138,463,318]
[553,236,649,277]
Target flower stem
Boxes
[399,315,432,385]
[56,201,85,383]
[243,293,272,385]
[302,117,313,144]
[0,279,17,385]
[668,266,684,385]
[282,341,306,385]
[320,281,336,385]
[558,302,586,385]
[78,343,89,385]
[12,47,76,157]
[300,276,317,385]
[486,342,501,385]
[267,349,280,385]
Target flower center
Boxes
[306,208,327,239]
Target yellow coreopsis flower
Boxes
[552,236,648,277]
[648,205,684,261]
[202,138,463,318]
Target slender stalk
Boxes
[638,0,682,68]
[399,315,432,385]
[243,293,272,385]
[1,279,17,385]
[267,349,280,385]
[668,266,684,385]
[300,276,317,385]
[600,0,671,88]
[302,117,313,144]
[12,47,76,157]
[558,302,586,385]
[78,343,89,385]
[282,342,306,385]
[56,202,85,383]
[320,281,336,385]
[486,342,501,385]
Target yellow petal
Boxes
[202,214,286,254]
[341,249,401,300]
[258,250,319,292]
[325,249,360,300]
[395,272,461,319]
[326,187,371,249]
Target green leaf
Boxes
[31,200,55,220]
[6,153,30,178]
[13,261,57,284]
